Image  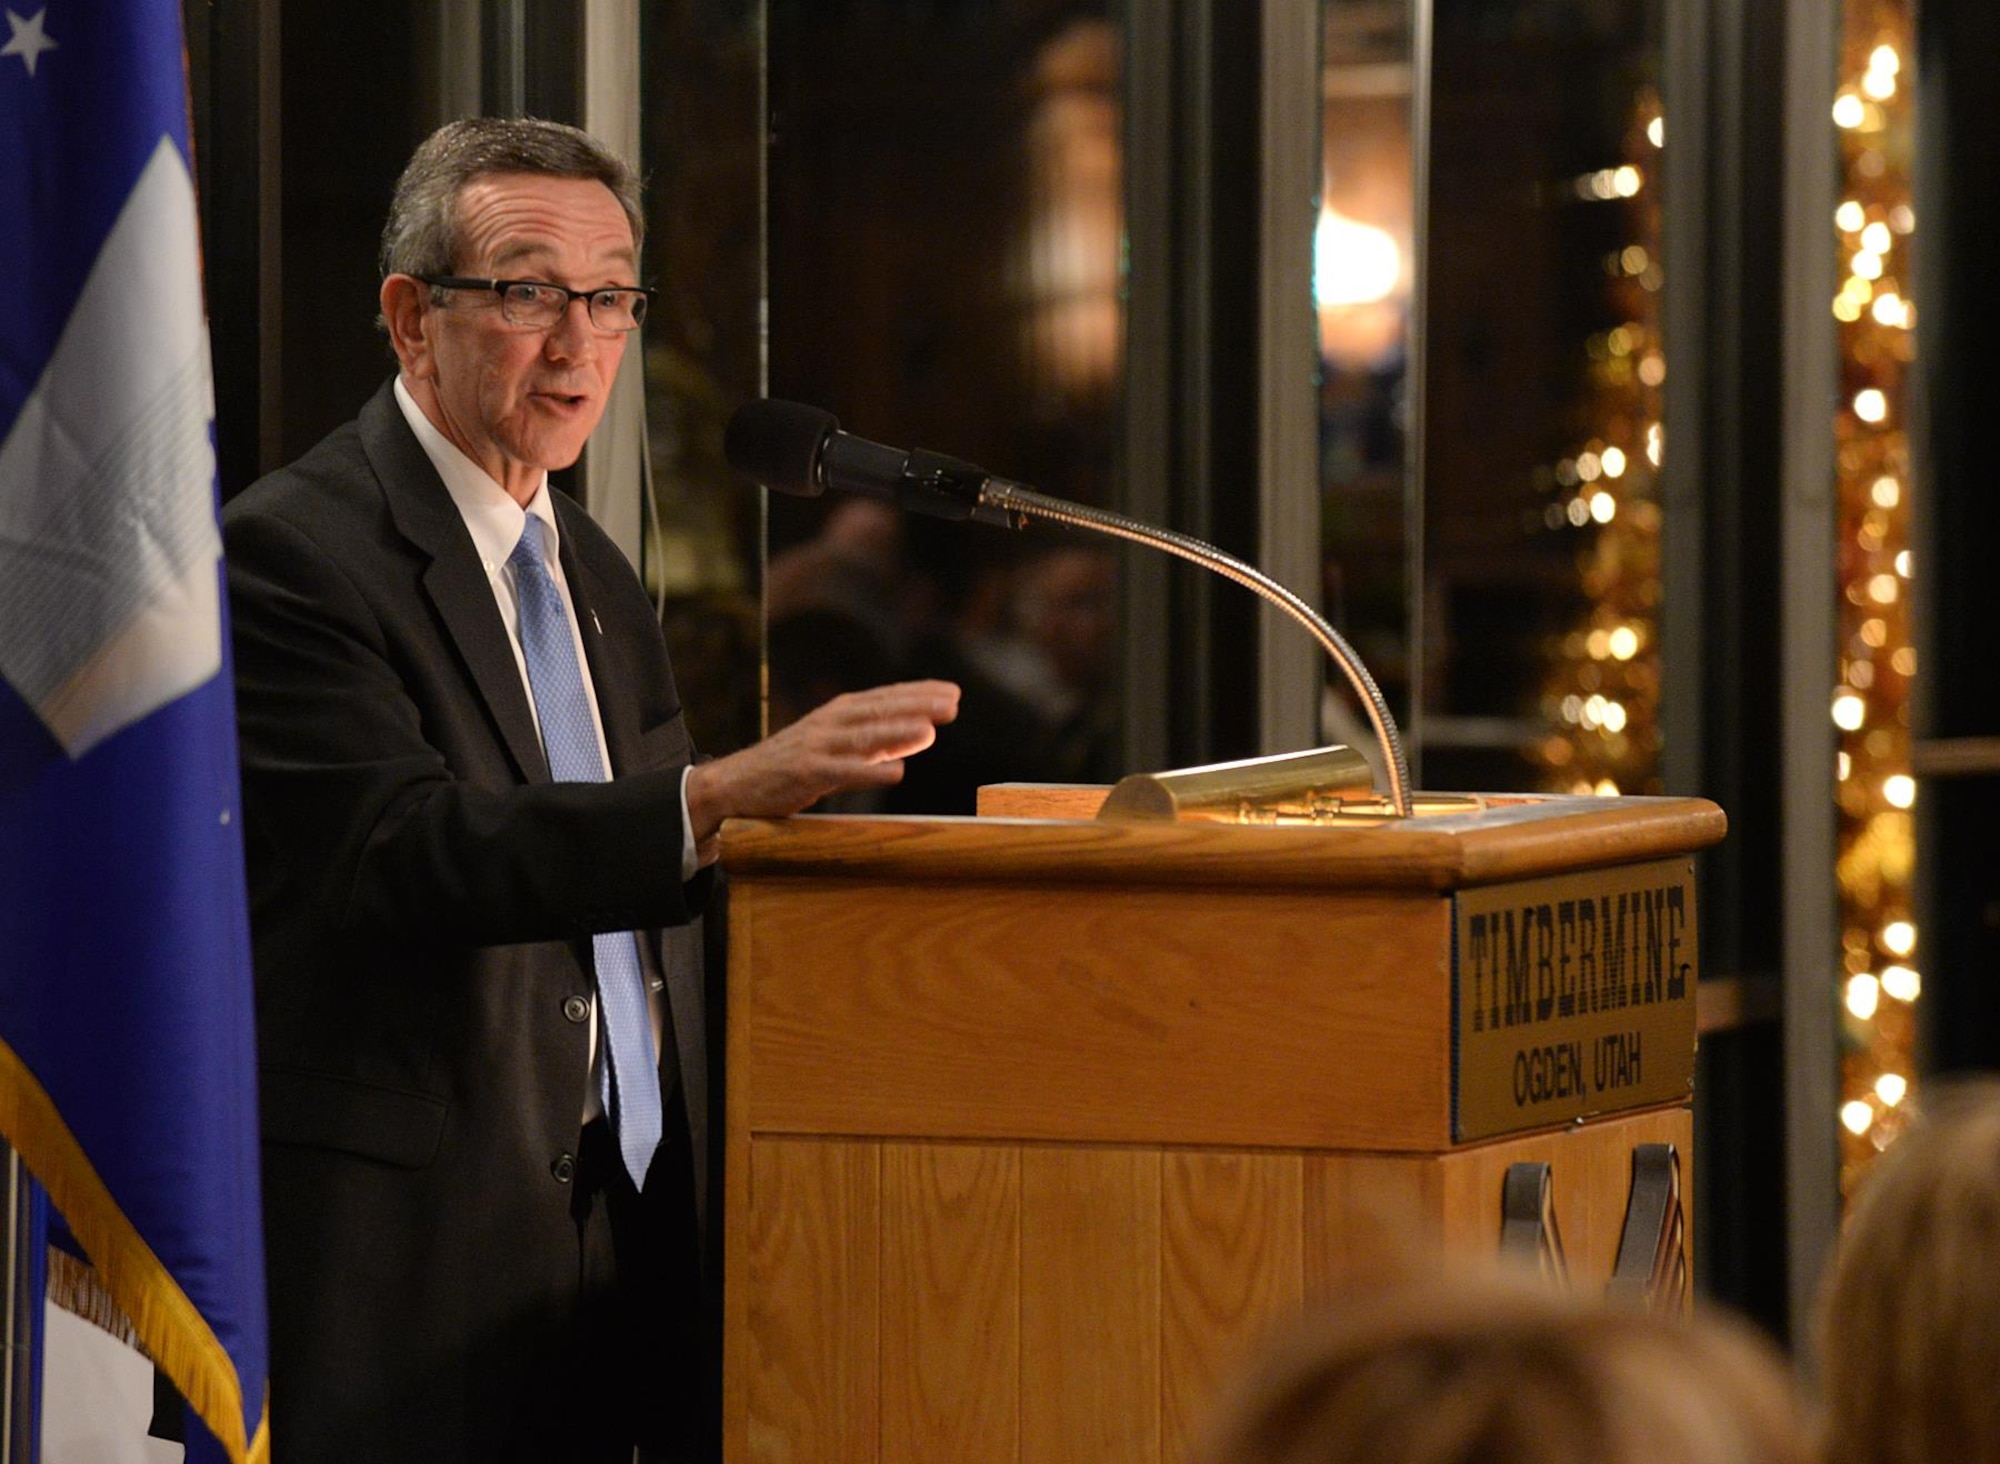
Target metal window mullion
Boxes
[1404,0,1433,780]
[1659,0,1715,800]
[577,0,645,564]
[1119,0,1178,778]
[1258,0,1325,755]
[1779,0,1842,1352]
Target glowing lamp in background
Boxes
[1315,205,1407,367]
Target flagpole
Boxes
[1,1141,36,1463]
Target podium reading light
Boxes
[725,399,1413,817]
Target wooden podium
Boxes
[718,791,1724,1462]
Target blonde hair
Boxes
[1194,1272,1810,1464]
[1820,1078,2000,1464]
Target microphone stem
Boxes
[980,481,1414,818]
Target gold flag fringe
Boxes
[1,1039,269,1464]
[46,1248,140,1348]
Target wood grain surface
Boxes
[736,878,1454,1151]
[880,1144,1020,1462]
[1160,1151,1305,1459]
[721,795,1725,892]
[728,1116,1692,1463]
[1020,1149,1164,1460]
[737,1139,880,1464]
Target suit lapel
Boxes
[553,495,644,777]
[358,383,550,784]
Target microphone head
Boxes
[724,398,838,497]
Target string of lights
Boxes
[1526,16,1918,1194]
[1830,0,1919,1194]
[1530,93,1666,799]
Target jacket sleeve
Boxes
[225,503,705,950]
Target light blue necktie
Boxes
[509,521,663,1189]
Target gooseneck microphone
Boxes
[723,399,1414,815]
[722,398,1024,531]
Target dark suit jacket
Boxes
[224,381,715,1462]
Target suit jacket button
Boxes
[551,1153,576,1183]
[562,995,591,1023]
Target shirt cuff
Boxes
[678,765,699,882]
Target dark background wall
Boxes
[1918,0,2000,1075]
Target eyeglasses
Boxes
[417,275,651,332]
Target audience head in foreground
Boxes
[1820,1077,2000,1464]
[1193,1270,1811,1464]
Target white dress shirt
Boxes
[393,376,692,1119]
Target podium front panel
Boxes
[720,803,1719,1462]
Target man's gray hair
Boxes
[379,116,645,282]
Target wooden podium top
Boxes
[720,791,1725,893]
[720,789,1719,1155]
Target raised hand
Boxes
[683,680,960,864]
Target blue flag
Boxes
[0,3,270,1460]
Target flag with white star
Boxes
[0,2,270,1461]
[1,9,57,78]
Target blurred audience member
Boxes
[1192,1269,1811,1464]
[658,589,762,754]
[768,503,1125,810]
[764,499,918,809]
[1819,1078,2000,1464]
[765,497,911,661]
[884,550,1068,812]
[887,536,1121,812]
[1010,544,1121,782]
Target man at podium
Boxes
[223,116,958,1463]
